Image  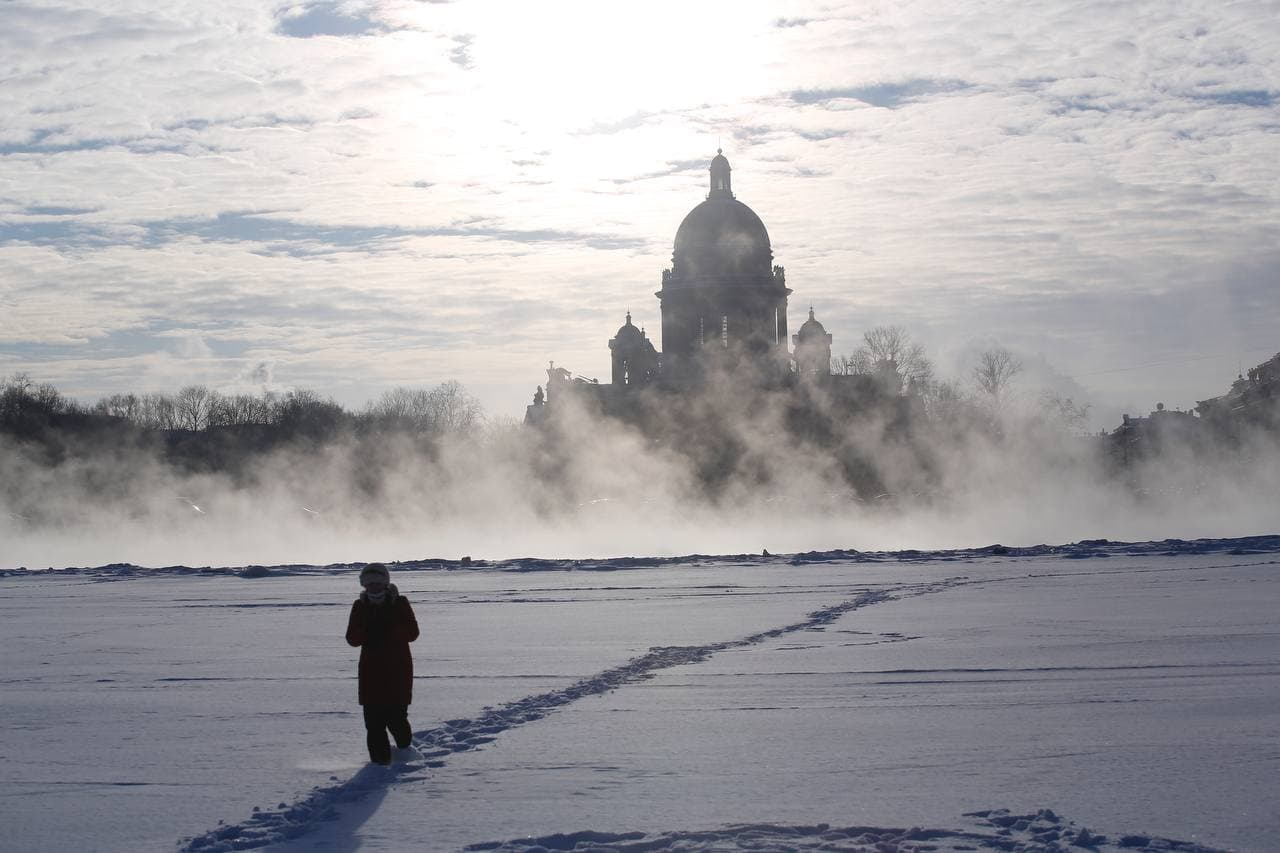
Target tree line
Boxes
[2,325,1092,448]
[1,374,485,438]
[0,373,494,483]
[832,325,1091,435]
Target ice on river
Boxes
[1,536,1277,852]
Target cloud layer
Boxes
[1,0,1278,424]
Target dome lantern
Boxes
[709,148,732,199]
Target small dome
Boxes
[795,307,828,339]
[613,311,645,341]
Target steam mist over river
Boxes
[4,391,1277,570]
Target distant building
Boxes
[1106,403,1201,469]
[1195,351,1280,438]
[1103,351,1280,471]
[793,308,833,378]
[525,152,922,495]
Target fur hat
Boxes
[359,562,390,588]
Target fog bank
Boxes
[3,389,1277,570]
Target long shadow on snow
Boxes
[178,579,968,851]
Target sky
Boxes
[1,0,1277,429]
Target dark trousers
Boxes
[362,704,412,764]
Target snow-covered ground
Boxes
[2,536,1278,852]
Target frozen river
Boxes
[2,537,1277,851]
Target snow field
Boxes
[1,540,1277,851]
[363,556,1276,851]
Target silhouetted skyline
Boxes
[2,2,1277,431]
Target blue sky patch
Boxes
[1195,90,1275,107]
[133,212,647,255]
[276,2,384,38]
[790,79,971,109]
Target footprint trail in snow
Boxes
[467,809,1228,853]
[179,580,959,851]
[178,569,1233,852]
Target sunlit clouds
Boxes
[1,0,1277,424]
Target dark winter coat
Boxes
[345,586,420,706]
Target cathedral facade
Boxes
[528,152,855,415]
[524,151,924,495]
[656,150,792,383]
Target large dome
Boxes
[668,151,774,282]
[657,152,792,370]
[671,196,773,280]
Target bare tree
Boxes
[835,325,934,385]
[139,393,179,431]
[830,353,858,376]
[365,381,484,435]
[424,380,484,433]
[1,373,78,431]
[1,373,37,422]
[1034,392,1092,435]
[365,386,428,430]
[972,346,1022,407]
[214,393,272,426]
[271,389,347,439]
[174,384,217,432]
[94,393,142,422]
[370,387,423,429]
[920,378,966,422]
[33,379,71,413]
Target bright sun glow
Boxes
[380,2,780,198]
[462,2,776,125]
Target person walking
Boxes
[345,562,420,765]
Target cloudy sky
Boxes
[2,0,1277,427]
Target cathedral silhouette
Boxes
[525,155,1277,496]
[526,151,916,446]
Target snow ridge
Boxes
[9,533,1279,578]
[465,808,1228,852]
[179,584,942,851]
